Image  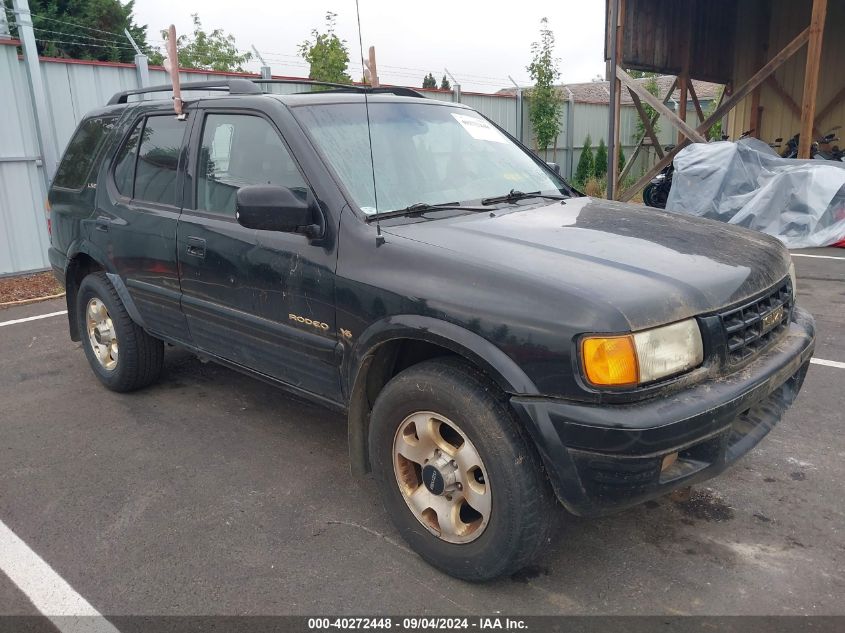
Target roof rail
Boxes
[107,77,425,105]
[251,79,425,98]
[107,78,261,105]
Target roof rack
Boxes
[107,78,424,105]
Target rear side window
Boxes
[53,116,117,189]
[113,120,142,197]
[196,114,308,216]
[134,116,187,206]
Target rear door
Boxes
[176,105,341,402]
[94,108,193,342]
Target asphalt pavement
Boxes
[0,249,842,617]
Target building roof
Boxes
[498,74,722,105]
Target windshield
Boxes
[294,102,568,214]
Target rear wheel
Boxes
[76,272,164,392]
[369,358,555,581]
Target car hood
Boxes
[382,196,791,331]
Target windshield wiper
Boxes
[481,189,568,206]
[369,201,487,221]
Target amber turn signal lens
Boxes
[581,335,639,386]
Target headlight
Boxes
[788,260,797,295]
[581,318,704,387]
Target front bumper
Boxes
[510,307,815,517]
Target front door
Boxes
[177,109,341,402]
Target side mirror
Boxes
[236,185,316,234]
[546,161,561,175]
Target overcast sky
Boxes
[133,0,607,92]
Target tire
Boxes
[369,358,555,581]
[76,272,164,392]
[643,182,660,208]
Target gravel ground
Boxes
[0,272,63,306]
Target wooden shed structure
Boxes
[604,0,843,201]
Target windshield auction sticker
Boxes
[451,113,507,143]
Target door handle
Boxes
[186,236,206,258]
[94,217,110,232]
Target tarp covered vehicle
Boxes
[666,138,845,248]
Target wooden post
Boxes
[366,46,380,88]
[748,5,770,139]
[676,2,692,144]
[798,0,827,158]
[606,0,624,200]
[688,82,705,123]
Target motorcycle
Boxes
[642,145,675,208]
[779,128,842,160]
[644,130,754,209]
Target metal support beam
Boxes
[565,87,575,179]
[445,68,460,103]
[134,54,149,88]
[251,45,271,79]
[0,0,10,38]
[123,29,150,90]
[11,0,59,183]
[799,0,828,158]
[508,75,523,144]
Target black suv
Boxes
[48,79,815,581]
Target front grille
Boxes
[720,278,793,365]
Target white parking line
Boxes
[811,357,845,369]
[0,519,120,632]
[0,310,67,328]
[790,253,845,260]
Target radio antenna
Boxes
[354,0,383,244]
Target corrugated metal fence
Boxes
[0,46,664,275]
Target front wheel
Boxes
[643,182,668,208]
[76,272,164,392]
[369,358,555,581]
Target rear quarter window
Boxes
[53,116,117,190]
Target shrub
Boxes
[575,134,594,186]
[583,176,606,198]
[594,138,608,178]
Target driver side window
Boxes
[197,114,307,216]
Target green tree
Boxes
[12,0,151,63]
[148,14,251,71]
[619,146,626,173]
[526,17,562,157]
[594,138,608,178]
[422,73,437,89]
[634,74,661,141]
[575,134,594,186]
[297,12,352,84]
[704,87,725,141]
[440,75,451,91]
